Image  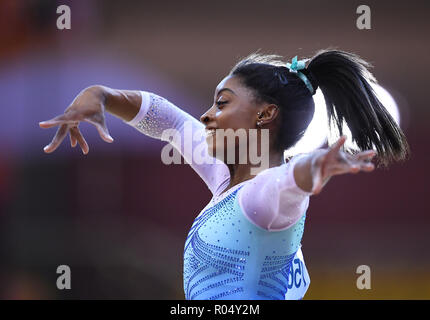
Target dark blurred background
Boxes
[0,0,429,299]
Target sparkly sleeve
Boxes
[124,91,230,195]
[238,153,312,231]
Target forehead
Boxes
[214,74,255,101]
[215,75,242,94]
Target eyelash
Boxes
[215,100,228,107]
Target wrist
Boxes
[87,85,116,115]
[89,84,108,103]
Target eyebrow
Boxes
[214,88,236,98]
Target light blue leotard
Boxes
[183,184,309,300]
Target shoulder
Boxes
[254,153,310,178]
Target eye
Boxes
[215,100,228,107]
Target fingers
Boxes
[327,137,376,175]
[329,135,347,155]
[44,125,89,155]
[43,124,69,153]
[84,119,114,143]
[42,119,108,155]
[331,157,375,176]
[69,130,77,148]
[334,160,373,175]
[70,126,89,155]
[359,161,375,172]
[311,141,376,195]
[39,113,78,129]
[353,150,377,162]
[349,163,361,174]
[350,150,377,173]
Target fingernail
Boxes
[43,146,49,152]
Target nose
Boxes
[200,114,210,124]
[200,108,213,124]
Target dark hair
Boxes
[229,49,410,167]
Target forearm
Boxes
[89,85,141,122]
[117,89,230,195]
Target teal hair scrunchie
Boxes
[286,56,315,94]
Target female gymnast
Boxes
[39,49,409,300]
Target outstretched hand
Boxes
[311,135,376,194]
[39,87,114,155]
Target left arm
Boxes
[238,135,376,231]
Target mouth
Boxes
[205,128,216,140]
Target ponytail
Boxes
[229,49,410,167]
[307,49,410,167]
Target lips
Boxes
[205,128,216,140]
[205,129,215,137]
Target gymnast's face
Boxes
[200,74,277,161]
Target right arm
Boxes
[39,85,230,195]
[102,86,142,122]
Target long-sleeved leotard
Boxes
[125,91,312,299]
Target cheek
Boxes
[217,106,252,129]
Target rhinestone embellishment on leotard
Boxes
[135,95,172,138]
[183,188,250,300]
[183,185,307,300]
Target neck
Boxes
[225,149,284,190]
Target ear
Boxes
[259,104,280,123]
